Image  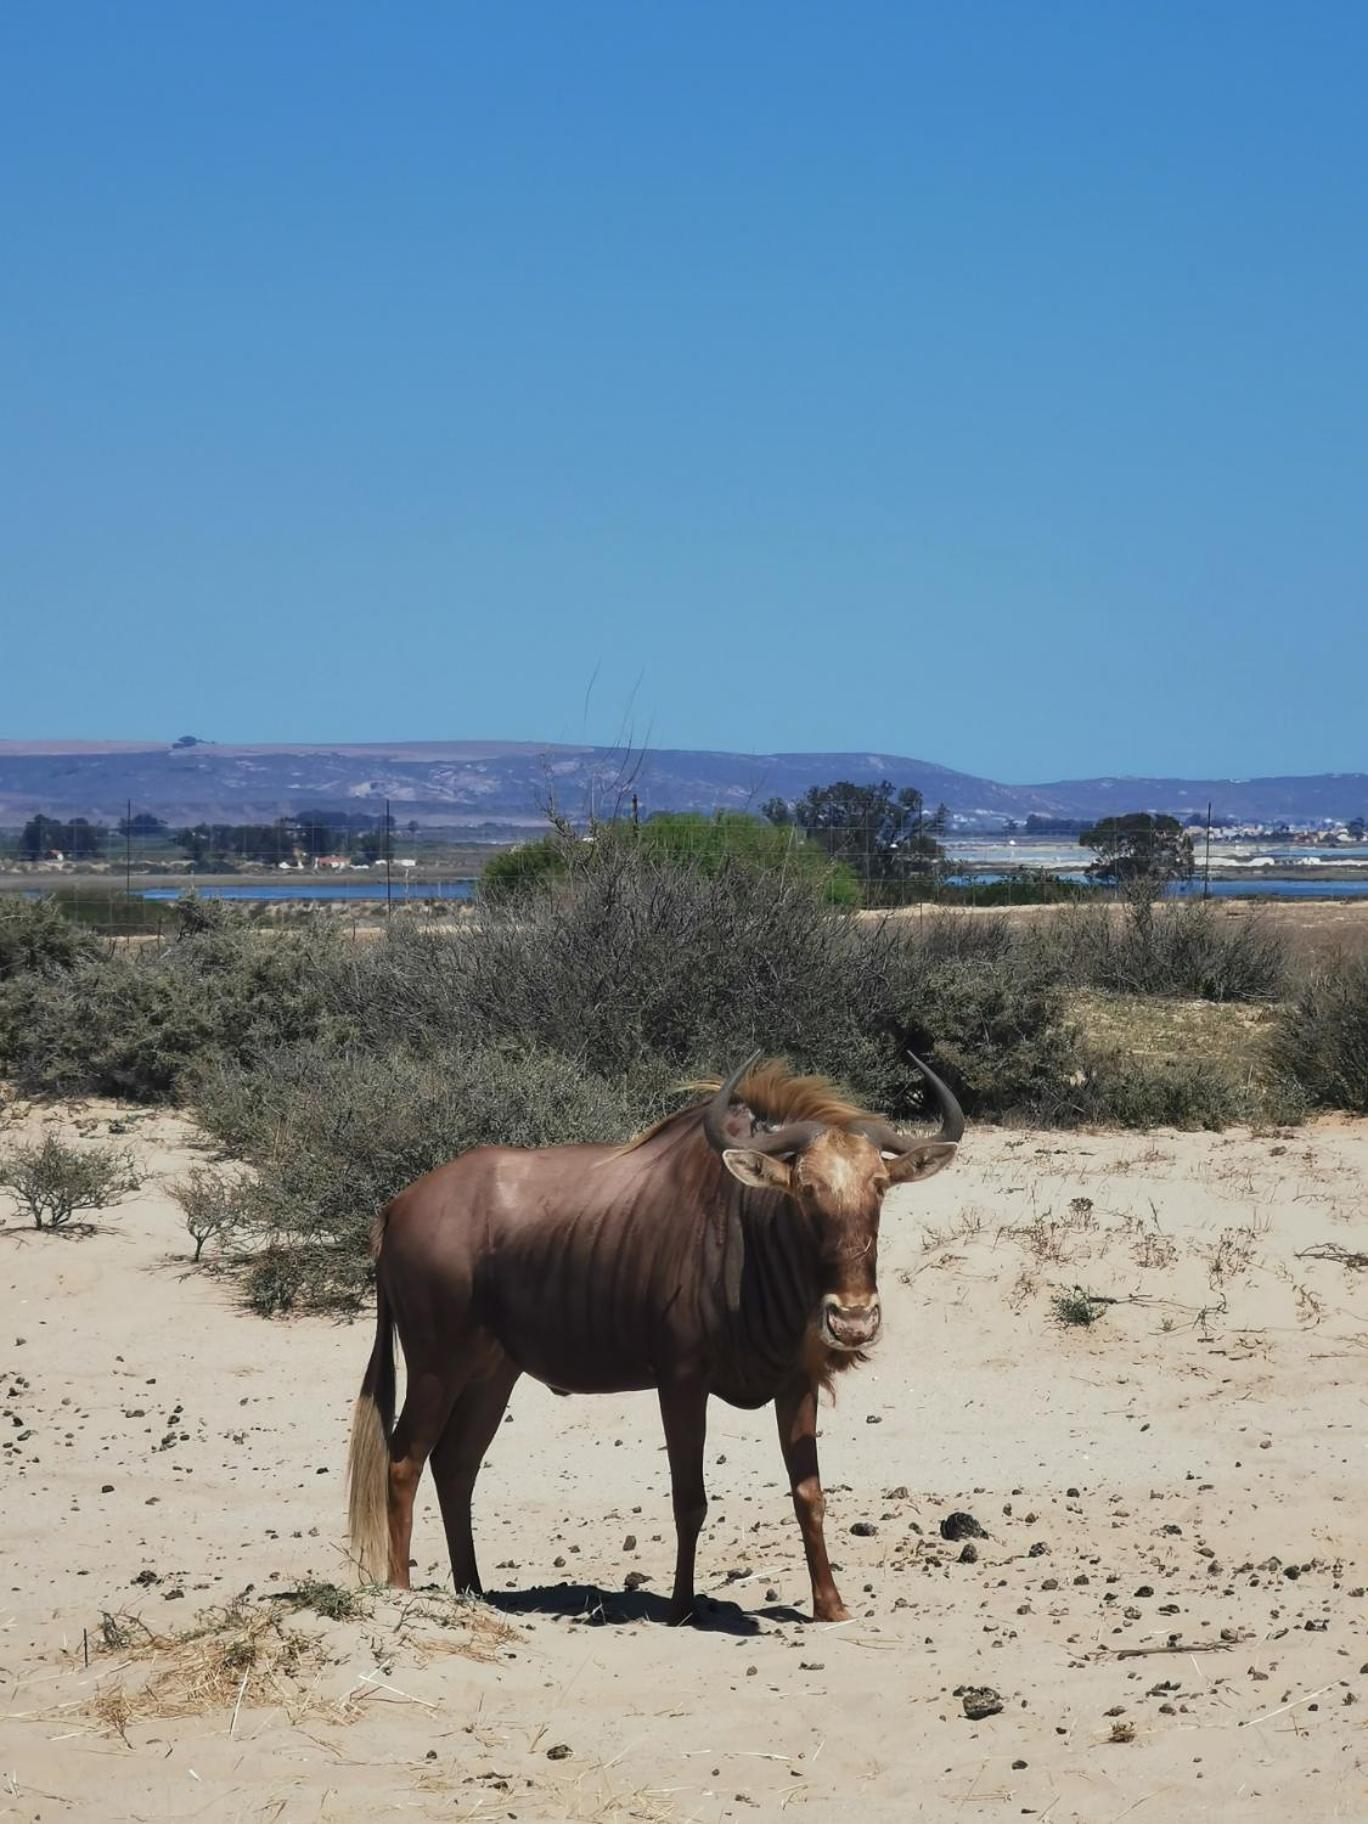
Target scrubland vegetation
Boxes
[0,845,1363,1314]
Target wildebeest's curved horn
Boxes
[702,1052,763,1154]
[702,1052,824,1160]
[747,1120,825,1158]
[851,1049,966,1152]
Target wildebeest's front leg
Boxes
[775,1380,850,1623]
[658,1381,709,1624]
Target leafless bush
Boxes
[1026,900,1287,1003]
[173,1166,249,1262]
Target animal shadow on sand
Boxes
[487,1582,809,1635]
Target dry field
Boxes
[5,1102,1368,1820]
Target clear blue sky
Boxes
[3,3,1365,783]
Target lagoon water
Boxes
[140,880,476,903]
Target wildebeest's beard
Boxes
[703,1048,968,1358]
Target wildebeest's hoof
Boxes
[813,1598,851,1623]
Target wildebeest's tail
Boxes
[346,1242,395,1585]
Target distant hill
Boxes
[0,739,1363,830]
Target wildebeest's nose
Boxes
[822,1296,881,1347]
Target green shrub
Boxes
[480,835,573,901]
[1271,960,1368,1112]
[635,814,859,904]
[482,816,859,906]
[1051,1287,1107,1327]
[0,1135,140,1229]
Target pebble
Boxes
[940,1512,986,1543]
[956,1684,1003,1721]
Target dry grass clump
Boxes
[80,1584,516,1737]
[1070,990,1306,1130]
[89,1598,329,1736]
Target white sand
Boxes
[4,1101,1368,1819]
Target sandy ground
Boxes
[5,1104,1368,1820]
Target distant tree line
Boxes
[18,816,109,860]
[14,808,402,869]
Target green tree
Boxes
[481,834,574,900]
[791,780,944,889]
[637,812,856,899]
[1080,813,1195,889]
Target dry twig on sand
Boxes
[1296,1241,1368,1270]
[1097,1636,1245,1660]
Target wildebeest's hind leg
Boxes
[775,1380,850,1623]
[658,1381,710,1625]
[428,1355,520,1595]
[385,1366,464,1590]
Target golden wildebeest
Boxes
[347,1050,963,1623]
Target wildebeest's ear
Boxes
[721,1148,794,1192]
[886,1141,958,1185]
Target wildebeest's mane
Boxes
[613,1059,876,1158]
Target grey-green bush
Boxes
[897,959,1087,1124]
[0,896,101,981]
[0,1136,140,1229]
[193,1043,649,1312]
[0,923,346,1101]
